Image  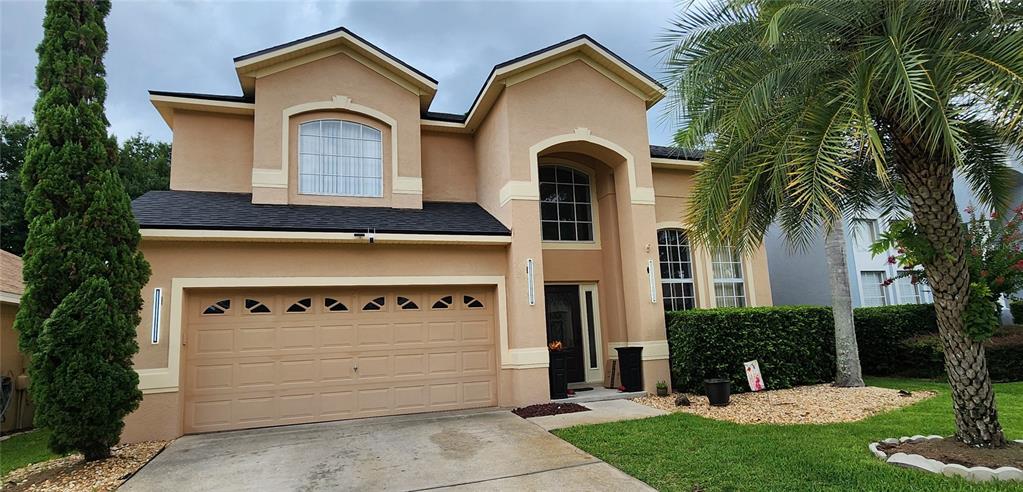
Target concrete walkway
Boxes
[122,409,653,491]
[528,399,667,431]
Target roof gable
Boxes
[420,35,664,132]
[233,27,438,111]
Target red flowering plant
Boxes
[871,204,1023,340]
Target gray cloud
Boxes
[1,0,679,145]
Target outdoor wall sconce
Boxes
[151,287,163,344]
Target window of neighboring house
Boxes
[896,271,928,304]
[539,165,593,242]
[298,119,383,197]
[658,229,697,311]
[850,218,880,251]
[860,271,888,306]
[712,246,745,307]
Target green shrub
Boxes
[1010,300,1023,324]
[666,306,835,393]
[853,304,937,375]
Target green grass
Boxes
[0,429,60,477]
[554,378,1023,491]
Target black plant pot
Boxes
[704,378,731,406]
[549,351,568,399]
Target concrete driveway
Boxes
[122,409,652,491]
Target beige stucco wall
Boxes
[0,302,33,432]
[251,51,423,208]
[652,167,773,307]
[169,110,253,193]
[421,131,477,203]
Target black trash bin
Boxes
[615,346,644,392]
[548,350,568,399]
[704,378,731,406]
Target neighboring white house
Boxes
[766,154,1023,318]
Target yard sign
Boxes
[744,360,765,391]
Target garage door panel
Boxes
[185,287,498,433]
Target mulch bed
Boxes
[512,402,590,419]
[2,440,167,492]
[635,384,935,424]
[880,439,1023,469]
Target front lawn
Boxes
[0,429,60,476]
[555,378,1023,491]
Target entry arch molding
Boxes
[499,127,655,206]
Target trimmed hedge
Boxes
[853,304,937,375]
[666,303,1022,394]
[666,306,835,393]
[1010,300,1023,324]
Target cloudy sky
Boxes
[1,0,682,145]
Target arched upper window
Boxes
[658,229,697,311]
[298,119,383,197]
[539,165,593,242]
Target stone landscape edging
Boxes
[868,436,1023,482]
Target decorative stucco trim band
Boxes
[140,229,511,245]
[0,292,20,305]
[606,340,670,360]
[138,275,513,393]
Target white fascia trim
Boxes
[651,157,702,170]
[149,95,255,128]
[139,275,510,393]
[462,39,663,129]
[234,30,437,91]
[607,340,670,361]
[139,229,511,245]
[0,292,21,304]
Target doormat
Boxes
[572,387,594,392]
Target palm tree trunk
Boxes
[895,137,1006,448]
[825,218,864,387]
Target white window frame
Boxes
[860,270,889,307]
[298,119,383,197]
[712,246,746,307]
[538,164,596,243]
[850,218,880,252]
[658,228,697,311]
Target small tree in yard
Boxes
[16,0,149,460]
[877,205,1023,340]
[662,0,1022,447]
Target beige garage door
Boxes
[183,286,497,433]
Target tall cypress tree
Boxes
[16,0,150,460]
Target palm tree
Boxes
[661,0,1022,447]
[825,218,863,387]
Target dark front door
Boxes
[544,285,585,383]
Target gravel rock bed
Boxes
[634,383,935,424]
[2,440,167,492]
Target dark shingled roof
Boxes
[421,111,468,123]
[649,145,704,161]
[149,90,254,104]
[132,191,510,236]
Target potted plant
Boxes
[656,380,669,397]
[704,378,731,406]
[548,340,568,399]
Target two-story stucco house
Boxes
[124,27,773,442]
